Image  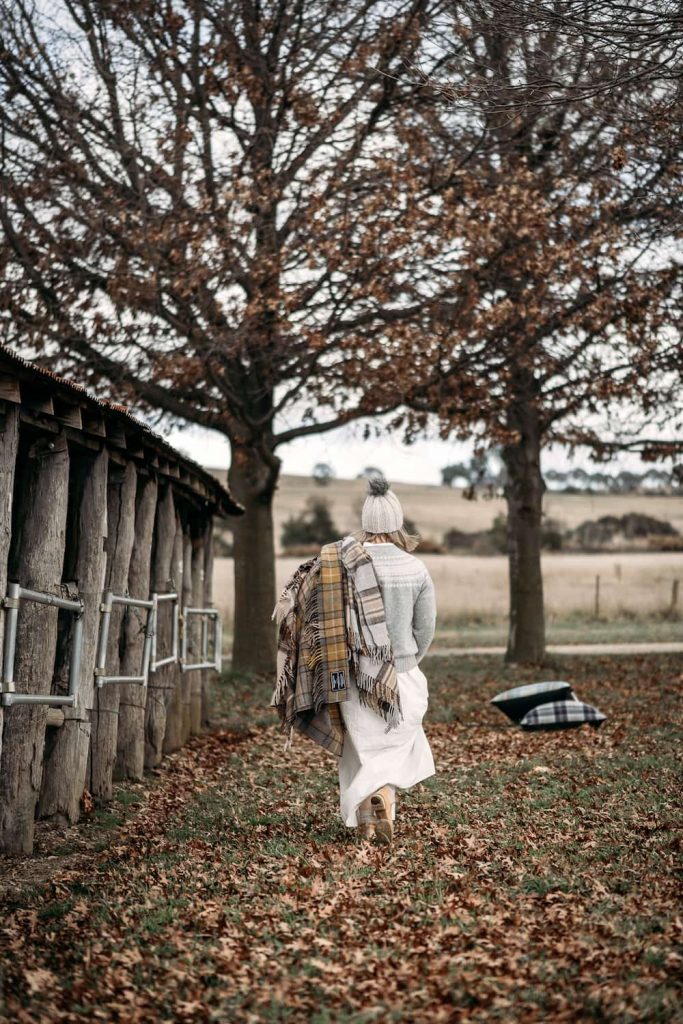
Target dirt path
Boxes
[432,640,683,656]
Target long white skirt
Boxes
[338,664,435,827]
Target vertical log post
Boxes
[190,524,205,735]
[163,507,185,754]
[201,517,215,729]
[89,461,137,803]
[0,432,70,854]
[115,472,158,780]
[180,525,194,744]
[39,446,108,824]
[0,404,20,772]
[144,483,176,767]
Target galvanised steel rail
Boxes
[149,592,180,673]
[1,582,85,708]
[94,591,156,688]
[181,606,222,674]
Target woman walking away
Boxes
[271,476,436,846]
[339,477,437,843]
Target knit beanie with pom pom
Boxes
[361,475,404,534]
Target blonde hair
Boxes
[352,525,420,552]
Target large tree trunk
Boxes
[115,471,158,781]
[0,432,70,854]
[39,446,108,824]
[228,444,280,675]
[502,389,546,664]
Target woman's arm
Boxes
[413,573,437,663]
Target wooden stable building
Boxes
[0,347,243,855]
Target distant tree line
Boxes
[278,500,681,556]
[441,456,681,495]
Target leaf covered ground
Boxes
[1,654,681,1023]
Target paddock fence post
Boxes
[180,523,194,743]
[0,402,19,779]
[0,432,70,854]
[145,482,177,768]
[202,517,216,729]
[189,523,205,736]
[163,506,186,754]
[89,460,137,803]
[115,470,158,782]
[38,445,109,825]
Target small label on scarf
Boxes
[330,670,346,691]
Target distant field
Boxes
[214,551,683,637]
[209,471,683,646]
[209,471,683,552]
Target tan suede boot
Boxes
[370,786,395,845]
[357,796,376,841]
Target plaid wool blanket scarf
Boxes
[270,535,402,757]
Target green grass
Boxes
[432,611,683,648]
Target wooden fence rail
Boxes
[0,348,242,854]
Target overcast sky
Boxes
[166,417,657,485]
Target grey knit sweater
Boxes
[362,542,437,672]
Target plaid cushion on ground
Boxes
[520,699,607,730]
[491,680,574,722]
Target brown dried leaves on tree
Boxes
[0,1,680,667]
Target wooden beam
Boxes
[144,483,177,768]
[180,526,193,744]
[0,432,70,854]
[0,405,20,818]
[89,461,137,803]
[54,398,83,430]
[114,472,158,782]
[82,408,107,438]
[163,510,185,756]
[22,388,54,415]
[189,526,205,736]
[18,410,59,436]
[124,429,144,459]
[0,375,21,403]
[201,518,215,730]
[143,446,159,469]
[38,446,109,825]
[105,419,127,448]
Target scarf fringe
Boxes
[272,538,404,751]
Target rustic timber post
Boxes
[201,517,215,729]
[163,507,185,754]
[144,482,176,767]
[38,446,108,824]
[0,432,70,854]
[115,471,158,781]
[190,523,205,735]
[0,403,20,772]
[180,524,194,743]
[89,460,137,803]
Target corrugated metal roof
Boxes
[0,346,244,517]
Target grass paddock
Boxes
[1,654,681,1022]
